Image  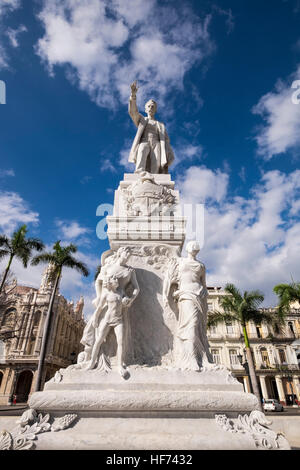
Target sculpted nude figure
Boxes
[81,247,140,377]
[86,276,127,377]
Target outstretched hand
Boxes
[130,81,138,96]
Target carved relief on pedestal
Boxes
[121,172,177,217]
[129,244,179,271]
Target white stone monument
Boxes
[4,84,290,450]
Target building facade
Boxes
[0,265,85,405]
[207,287,300,406]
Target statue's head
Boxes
[186,240,200,256]
[103,275,119,291]
[145,99,157,117]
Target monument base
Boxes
[20,366,291,450]
[24,414,290,450]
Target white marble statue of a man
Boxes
[128,81,174,174]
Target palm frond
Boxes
[0,249,10,261]
[224,283,243,303]
[0,235,10,249]
[25,238,45,252]
[63,257,89,277]
[94,265,101,281]
[273,282,300,313]
[31,253,56,266]
[207,310,238,327]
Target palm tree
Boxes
[208,284,284,412]
[94,264,101,281]
[273,281,300,315]
[0,225,44,293]
[31,241,89,392]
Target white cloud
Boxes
[55,219,91,241]
[252,65,300,159]
[0,256,45,289]
[178,166,300,306]
[100,158,117,173]
[0,0,20,17]
[178,166,229,203]
[6,24,27,48]
[119,139,135,171]
[171,143,204,170]
[0,191,39,235]
[36,0,214,109]
[0,168,15,177]
[0,0,23,68]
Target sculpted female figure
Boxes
[163,241,213,371]
[81,247,140,377]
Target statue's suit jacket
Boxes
[128,98,174,168]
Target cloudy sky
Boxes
[1,0,300,314]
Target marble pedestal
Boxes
[25,366,291,450]
[11,172,290,450]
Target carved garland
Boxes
[0,408,77,450]
[215,410,290,450]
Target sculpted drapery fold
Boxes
[163,242,213,371]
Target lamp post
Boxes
[237,353,253,394]
[286,373,297,408]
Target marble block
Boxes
[29,366,257,416]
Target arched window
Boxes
[226,322,234,335]
[229,349,239,366]
[211,349,221,364]
[27,337,36,356]
[0,371,3,390]
[256,324,262,338]
[260,348,270,367]
[288,322,295,336]
[1,308,16,329]
[15,370,33,402]
[33,311,41,328]
[278,349,287,364]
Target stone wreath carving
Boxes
[122,172,176,216]
[0,408,77,450]
[215,410,290,450]
[130,244,176,271]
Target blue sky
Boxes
[1,0,300,315]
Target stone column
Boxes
[292,377,300,403]
[259,375,269,400]
[275,376,286,404]
[35,308,46,354]
[23,307,35,354]
[243,376,251,394]
[17,312,28,350]
[253,347,261,369]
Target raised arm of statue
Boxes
[92,266,107,307]
[129,81,141,127]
